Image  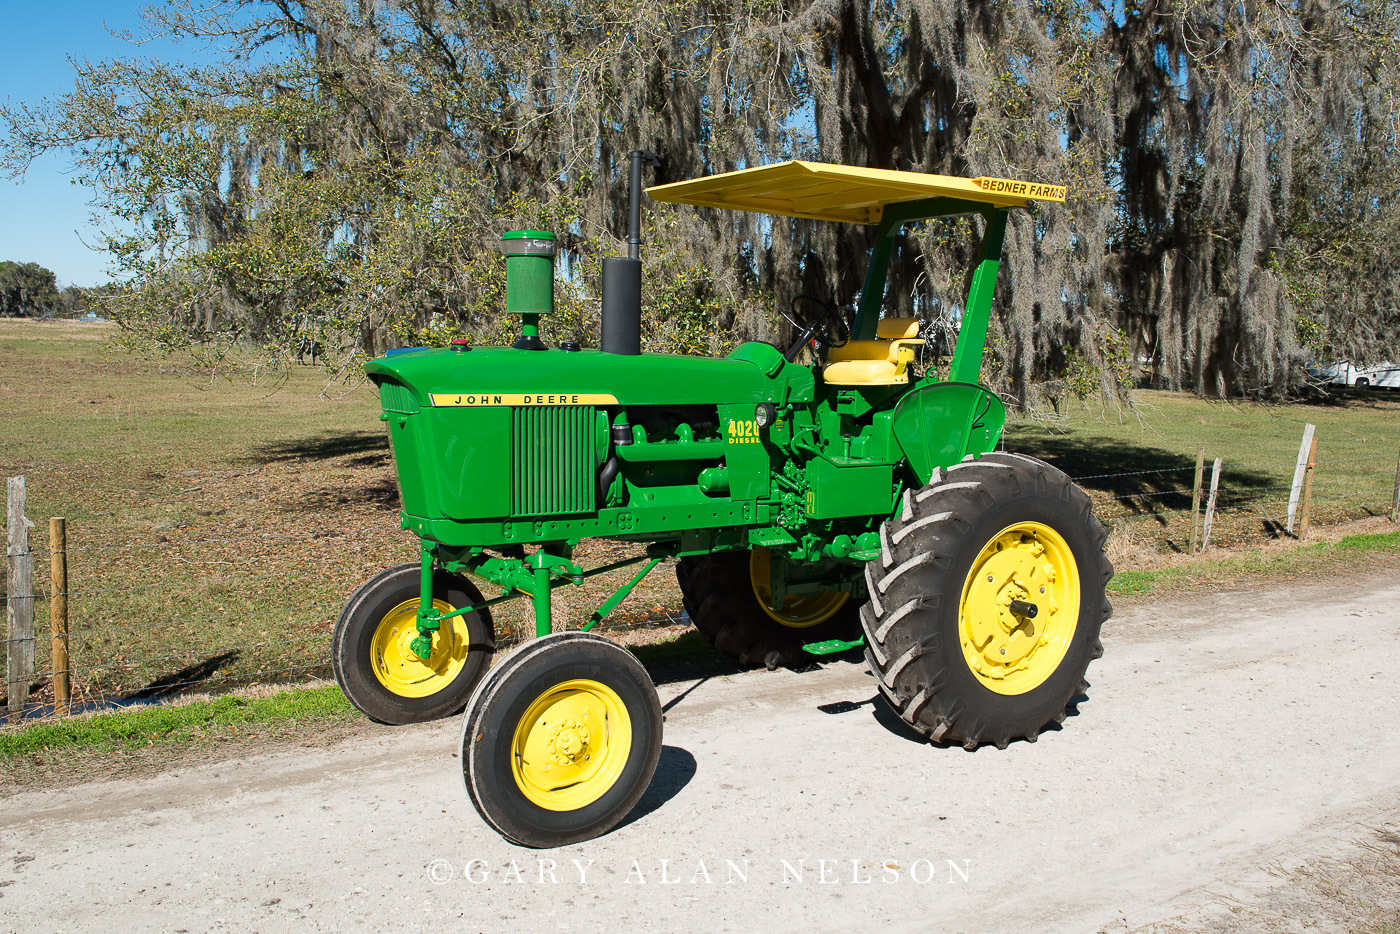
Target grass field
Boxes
[1008,388,1400,554]
[2,318,1399,721]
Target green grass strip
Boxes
[1107,529,1400,597]
[0,685,353,758]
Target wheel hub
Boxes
[546,719,591,765]
[959,522,1079,695]
[370,598,468,698]
[511,680,632,811]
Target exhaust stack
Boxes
[601,150,659,355]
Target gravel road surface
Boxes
[3,575,1399,933]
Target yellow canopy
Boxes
[646,160,1065,224]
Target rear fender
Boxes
[890,382,1006,485]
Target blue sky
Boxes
[0,4,204,287]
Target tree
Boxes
[0,261,60,317]
[3,0,1397,399]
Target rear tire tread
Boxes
[676,550,862,668]
[863,452,1112,749]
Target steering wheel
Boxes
[780,295,850,361]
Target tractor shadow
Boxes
[632,633,743,687]
[617,745,699,831]
[821,681,1091,749]
[816,693,927,744]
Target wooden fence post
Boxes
[1190,446,1206,555]
[1391,451,1400,523]
[1287,423,1316,535]
[6,477,35,721]
[50,517,69,716]
[1201,458,1222,553]
[1298,434,1318,540]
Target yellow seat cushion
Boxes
[875,317,919,339]
[823,358,904,384]
[822,317,921,385]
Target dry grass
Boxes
[1109,822,1400,934]
[0,319,685,716]
[2,318,1398,719]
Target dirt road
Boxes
[4,574,1400,933]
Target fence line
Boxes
[1069,466,1199,481]
[5,446,1399,724]
[74,632,331,677]
[0,600,344,647]
[59,525,401,555]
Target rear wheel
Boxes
[332,563,494,725]
[862,452,1112,749]
[677,546,861,669]
[461,631,663,847]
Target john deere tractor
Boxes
[331,154,1112,847]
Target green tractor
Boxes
[331,154,1112,847]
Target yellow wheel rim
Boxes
[749,546,849,629]
[958,521,1081,696]
[510,679,632,812]
[370,598,471,699]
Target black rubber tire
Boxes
[331,562,494,725]
[676,549,862,669]
[862,452,1112,749]
[1356,377,1371,388]
[460,631,663,848]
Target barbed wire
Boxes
[1316,453,1400,466]
[1070,466,1201,481]
[65,601,340,642]
[59,525,402,555]
[70,632,331,677]
[54,577,251,598]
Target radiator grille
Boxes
[512,406,596,516]
[378,380,419,414]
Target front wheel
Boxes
[862,452,1112,749]
[461,632,663,847]
[332,562,494,725]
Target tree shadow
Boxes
[298,476,401,511]
[1010,430,1283,517]
[616,745,699,831]
[341,452,392,469]
[127,650,242,701]
[1292,385,1400,409]
[249,430,388,464]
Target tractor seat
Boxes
[822,317,923,385]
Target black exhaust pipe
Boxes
[601,150,659,355]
